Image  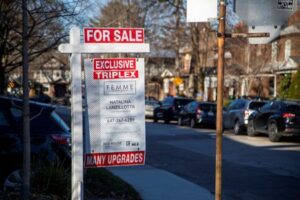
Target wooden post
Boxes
[215,1,226,200]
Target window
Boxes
[270,102,280,110]
[199,103,212,112]
[229,100,245,110]
[0,111,9,126]
[188,102,196,112]
[261,102,272,112]
[10,107,22,123]
[249,102,266,110]
[285,39,291,60]
[272,42,277,62]
[162,97,174,106]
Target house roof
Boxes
[280,24,300,36]
[274,56,300,72]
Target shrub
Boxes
[288,69,300,100]
[278,73,292,99]
[84,168,142,200]
[31,161,71,199]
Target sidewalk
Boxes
[108,165,214,200]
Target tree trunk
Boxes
[22,0,30,199]
[0,62,5,95]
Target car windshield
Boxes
[249,102,266,110]
[162,97,174,106]
[30,111,70,133]
[175,99,192,107]
[146,100,159,106]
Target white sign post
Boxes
[58,26,149,200]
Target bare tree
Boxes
[0,0,88,94]
[189,23,212,97]
[0,1,89,199]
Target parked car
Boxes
[247,100,300,142]
[145,99,160,118]
[223,98,267,134]
[178,101,216,128]
[0,96,71,190]
[153,96,193,123]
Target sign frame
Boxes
[58,26,150,200]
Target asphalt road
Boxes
[145,120,300,200]
[55,105,300,200]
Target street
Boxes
[145,120,300,200]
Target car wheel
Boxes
[164,118,170,124]
[233,120,242,135]
[178,117,183,126]
[247,120,258,137]
[3,169,21,191]
[190,118,196,128]
[153,115,158,123]
[268,122,281,142]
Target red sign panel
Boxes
[93,58,136,70]
[93,58,139,80]
[93,70,139,79]
[84,28,144,43]
[84,151,145,167]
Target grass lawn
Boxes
[85,168,142,200]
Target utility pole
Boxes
[22,0,30,199]
[215,1,226,200]
[214,1,270,199]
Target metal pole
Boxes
[215,1,226,200]
[70,27,84,200]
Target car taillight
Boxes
[51,134,71,146]
[244,109,250,119]
[282,113,296,118]
[196,108,202,114]
[196,108,202,119]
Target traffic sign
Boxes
[235,0,297,26]
[186,0,217,22]
[234,0,297,44]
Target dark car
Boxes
[223,99,267,134]
[0,96,71,190]
[247,100,300,142]
[178,101,216,128]
[153,96,193,123]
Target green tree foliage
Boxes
[278,73,292,99]
[288,69,300,100]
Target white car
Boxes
[145,100,160,118]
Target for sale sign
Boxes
[84,28,144,43]
[84,58,145,167]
